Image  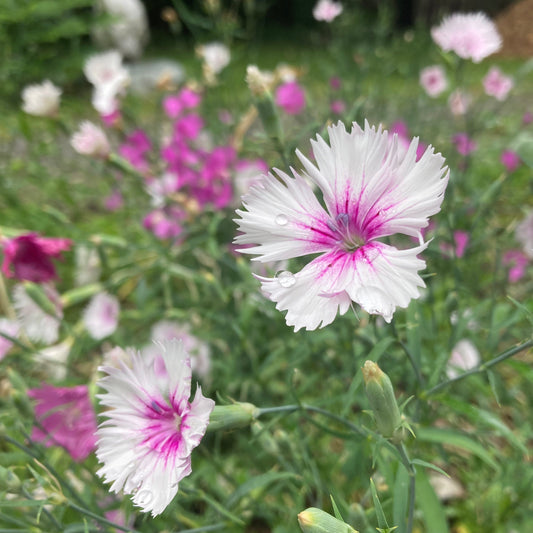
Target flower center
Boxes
[328,213,364,252]
[173,413,183,432]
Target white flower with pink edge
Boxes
[234,121,449,331]
[95,339,214,516]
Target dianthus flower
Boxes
[431,12,502,63]
[1,233,71,283]
[482,66,513,101]
[235,121,449,331]
[21,80,62,117]
[83,292,120,340]
[313,0,343,22]
[275,81,306,115]
[96,339,214,516]
[446,340,480,379]
[29,384,97,461]
[419,65,448,97]
[71,121,111,158]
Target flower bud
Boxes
[0,466,22,493]
[207,402,258,432]
[362,360,401,438]
[298,508,358,533]
[23,281,60,317]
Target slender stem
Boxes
[423,339,533,397]
[67,502,142,533]
[21,487,62,531]
[256,403,366,437]
[395,443,416,533]
[174,524,230,533]
[0,272,16,320]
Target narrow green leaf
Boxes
[370,478,390,530]
[330,495,345,522]
[415,469,449,533]
[392,464,409,533]
[411,459,449,478]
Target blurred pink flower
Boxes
[0,318,19,361]
[275,81,306,115]
[329,76,341,90]
[515,211,533,258]
[452,133,477,156]
[523,111,533,125]
[431,12,502,62]
[101,109,122,127]
[119,129,152,174]
[234,158,269,199]
[313,0,343,22]
[500,150,521,172]
[1,233,71,283]
[83,292,120,340]
[330,99,346,114]
[448,90,471,116]
[419,65,448,97]
[175,114,204,140]
[440,230,470,258]
[502,250,528,282]
[29,384,97,461]
[163,88,202,119]
[105,190,124,211]
[483,66,513,101]
[143,207,184,240]
[71,121,111,158]
[446,339,480,379]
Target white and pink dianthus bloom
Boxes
[419,65,448,97]
[71,121,111,158]
[431,12,502,63]
[446,339,480,379]
[95,339,215,516]
[482,66,513,101]
[313,0,343,22]
[21,80,62,117]
[83,50,130,115]
[83,292,120,340]
[234,121,449,331]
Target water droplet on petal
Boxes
[136,489,154,505]
[275,214,288,226]
[277,271,296,288]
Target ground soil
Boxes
[496,0,533,57]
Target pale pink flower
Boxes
[452,133,477,156]
[235,121,449,331]
[447,339,480,379]
[515,211,533,258]
[431,12,502,63]
[83,292,120,340]
[233,158,269,199]
[21,80,61,117]
[483,66,513,101]
[440,230,469,258]
[448,90,471,116]
[84,50,130,115]
[313,0,343,22]
[275,81,306,115]
[71,121,111,158]
[95,339,215,516]
[29,384,97,461]
[500,150,520,172]
[523,111,533,125]
[0,318,19,361]
[146,321,211,379]
[419,65,448,97]
[13,283,62,344]
[330,99,346,114]
[502,250,529,282]
[105,190,124,211]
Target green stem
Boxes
[395,443,416,533]
[21,487,62,531]
[67,502,142,533]
[256,404,366,437]
[174,524,230,533]
[423,339,533,397]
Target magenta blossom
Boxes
[275,81,306,115]
[502,250,529,282]
[523,111,533,125]
[330,99,346,114]
[501,150,521,172]
[431,12,502,63]
[235,121,449,330]
[483,66,513,101]
[163,88,202,119]
[452,133,477,156]
[143,207,185,240]
[2,233,71,283]
[96,339,215,516]
[441,230,470,258]
[330,76,341,90]
[29,384,97,461]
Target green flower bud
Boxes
[23,282,59,317]
[362,361,401,439]
[207,402,258,432]
[298,508,358,533]
[0,466,21,493]
[61,283,103,308]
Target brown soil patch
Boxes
[496,0,533,57]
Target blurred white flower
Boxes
[197,42,230,83]
[13,284,62,345]
[447,339,480,379]
[245,65,274,97]
[448,90,471,116]
[71,121,111,158]
[93,0,150,59]
[75,246,102,286]
[83,292,120,340]
[515,211,533,258]
[36,338,73,380]
[101,345,133,369]
[84,50,130,115]
[429,472,465,501]
[313,0,343,22]
[21,80,61,117]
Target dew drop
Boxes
[275,214,288,226]
[277,271,296,288]
[136,489,154,505]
